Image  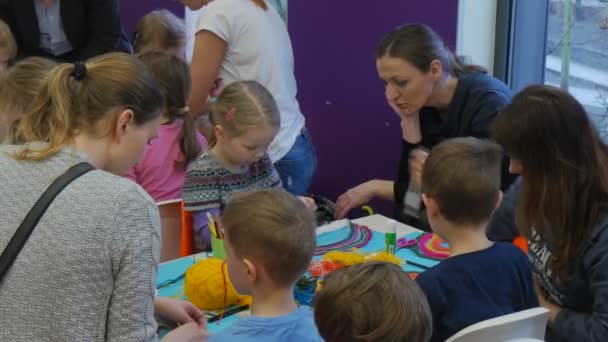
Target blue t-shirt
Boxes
[209,306,323,342]
[416,242,539,342]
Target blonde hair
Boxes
[222,189,316,287]
[314,261,432,342]
[209,81,280,146]
[133,10,186,54]
[137,50,201,167]
[15,52,163,161]
[0,19,16,62]
[0,57,56,143]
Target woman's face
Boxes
[175,0,213,10]
[376,56,436,117]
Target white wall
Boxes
[456,0,498,74]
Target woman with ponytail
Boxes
[336,24,515,229]
[127,50,207,202]
[0,53,207,341]
[179,0,317,196]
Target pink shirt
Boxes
[127,120,207,202]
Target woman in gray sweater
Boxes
[0,53,206,341]
[494,85,608,342]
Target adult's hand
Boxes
[161,322,208,342]
[408,148,428,191]
[335,181,378,219]
[155,297,206,328]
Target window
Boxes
[544,0,608,139]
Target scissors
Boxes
[397,237,417,249]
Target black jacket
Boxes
[0,0,131,62]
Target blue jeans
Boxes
[274,128,317,195]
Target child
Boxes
[182,80,283,251]
[0,56,56,143]
[126,51,206,202]
[211,189,322,342]
[133,9,187,58]
[0,19,16,72]
[416,137,538,342]
[314,261,432,342]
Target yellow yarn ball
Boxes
[184,257,251,310]
[323,250,365,266]
[364,251,404,266]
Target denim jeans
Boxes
[274,128,317,195]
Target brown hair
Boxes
[222,189,316,287]
[377,23,485,77]
[15,52,163,161]
[137,51,201,167]
[133,10,186,54]
[208,80,280,147]
[494,85,608,282]
[422,137,503,226]
[0,19,16,63]
[314,261,432,342]
[0,57,57,143]
[251,0,268,10]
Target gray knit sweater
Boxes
[0,145,160,341]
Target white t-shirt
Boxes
[196,0,305,162]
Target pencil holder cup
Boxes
[211,235,226,260]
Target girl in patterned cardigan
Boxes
[183,81,315,251]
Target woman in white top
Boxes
[181,0,317,195]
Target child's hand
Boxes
[298,196,317,211]
[161,322,208,342]
[408,148,428,190]
[155,297,206,328]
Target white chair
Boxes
[445,307,549,342]
[157,199,183,262]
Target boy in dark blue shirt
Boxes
[416,137,538,342]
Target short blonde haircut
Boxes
[222,189,316,287]
[314,261,432,342]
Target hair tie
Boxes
[209,96,218,105]
[225,107,236,122]
[71,62,87,81]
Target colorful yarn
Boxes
[314,223,373,256]
[365,251,404,266]
[402,233,450,260]
[408,272,420,280]
[294,276,318,306]
[184,257,252,310]
[308,259,344,278]
[322,250,365,266]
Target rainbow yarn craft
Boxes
[410,233,450,260]
[314,220,373,256]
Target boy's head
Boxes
[314,261,432,342]
[0,19,16,72]
[0,57,56,142]
[134,9,186,58]
[421,137,503,231]
[222,189,316,294]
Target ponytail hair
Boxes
[377,23,485,77]
[251,0,268,10]
[15,52,163,161]
[208,81,280,147]
[137,50,202,167]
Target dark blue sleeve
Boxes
[416,272,447,342]
[487,177,521,241]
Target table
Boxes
[156,214,439,334]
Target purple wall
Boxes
[288,1,459,216]
[119,0,184,40]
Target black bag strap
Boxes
[0,162,95,282]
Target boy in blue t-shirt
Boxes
[416,137,539,342]
[209,189,322,342]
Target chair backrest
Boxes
[445,307,549,342]
[157,199,183,262]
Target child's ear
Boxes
[215,125,225,142]
[243,258,257,283]
[422,193,440,218]
[494,190,504,211]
